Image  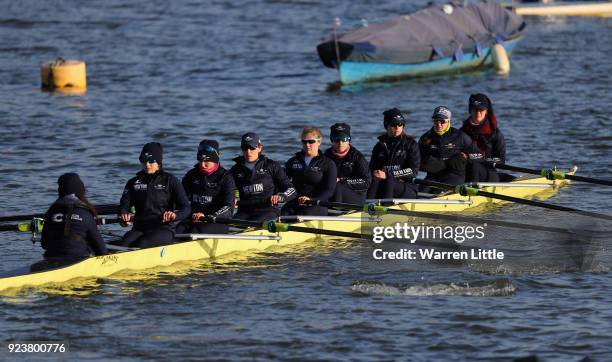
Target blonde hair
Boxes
[301,126,322,139]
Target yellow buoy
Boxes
[491,44,510,75]
[40,58,87,91]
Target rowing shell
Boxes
[0,169,576,293]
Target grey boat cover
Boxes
[317,1,526,67]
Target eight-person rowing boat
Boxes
[1,93,610,292]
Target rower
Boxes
[230,132,296,221]
[418,106,479,191]
[117,142,190,248]
[284,126,337,216]
[178,140,236,234]
[40,173,108,261]
[461,93,510,182]
[324,122,371,204]
[367,108,420,200]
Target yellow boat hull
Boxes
[0,172,574,293]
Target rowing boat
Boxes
[0,168,576,293]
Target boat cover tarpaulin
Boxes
[317,1,526,67]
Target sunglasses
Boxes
[433,119,448,124]
[139,156,158,164]
[241,145,258,151]
[331,137,350,143]
[301,139,320,144]
[389,123,404,128]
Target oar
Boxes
[415,179,612,222]
[0,203,120,223]
[310,200,582,235]
[493,163,612,186]
[2,215,131,233]
[206,216,366,239]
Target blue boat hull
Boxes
[339,37,522,84]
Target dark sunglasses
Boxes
[389,123,404,128]
[301,139,320,144]
[139,155,158,164]
[331,137,351,143]
[433,119,448,124]
[241,145,257,151]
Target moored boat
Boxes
[317,1,527,84]
[0,169,576,293]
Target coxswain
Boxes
[323,123,370,204]
[461,93,509,182]
[284,126,337,216]
[118,142,190,248]
[419,106,479,190]
[40,173,108,261]
[367,108,420,200]
[178,140,236,234]
[230,132,296,221]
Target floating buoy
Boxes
[40,58,87,92]
[491,44,510,75]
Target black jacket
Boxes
[460,119,506,162]
[182,166,236,219]
[286,150,337,201]
[230,155,296,211]
[41,196,108,258]
[324,146,371,191]
[419,127,480,178]
[119,170,190,230]
[370,133,420,180]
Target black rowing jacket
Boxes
[230,155,296,211]
[369,133,420,180]
[285,150,338,201]
[324,146,371,192]
[460,118,506,163]
[41,195,108,258]
[119,170,190,230]
[182,165,236,219]
[418,127,480,178]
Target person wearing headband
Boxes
[367,108,420,200]
[419,106,479,191]
[230,132,296,221]
[461,93,510,182]
[284,126,337,216]
[117,142,190,248]
[178,139,236,234]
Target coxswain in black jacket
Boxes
[284,150,337,216]
[368,108,420,200]
[178,140,236,234]
[461,93,510,182]
[118,142,190,248]
[324,122,371,204]
[419,106,480,191]
[41,173,108,260]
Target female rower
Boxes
[461,93,508,182]
[324,123,370,204]
[40,173,108,260]
[118,142,190,248]
[179,140,236,234]
[367,108,420,200]
[284,126,337,216]
[419,106,478,189]
[230,132,296,221]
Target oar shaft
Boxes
[495,163,612,186]
[0,203,120,223]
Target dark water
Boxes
[1,0,611,360]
